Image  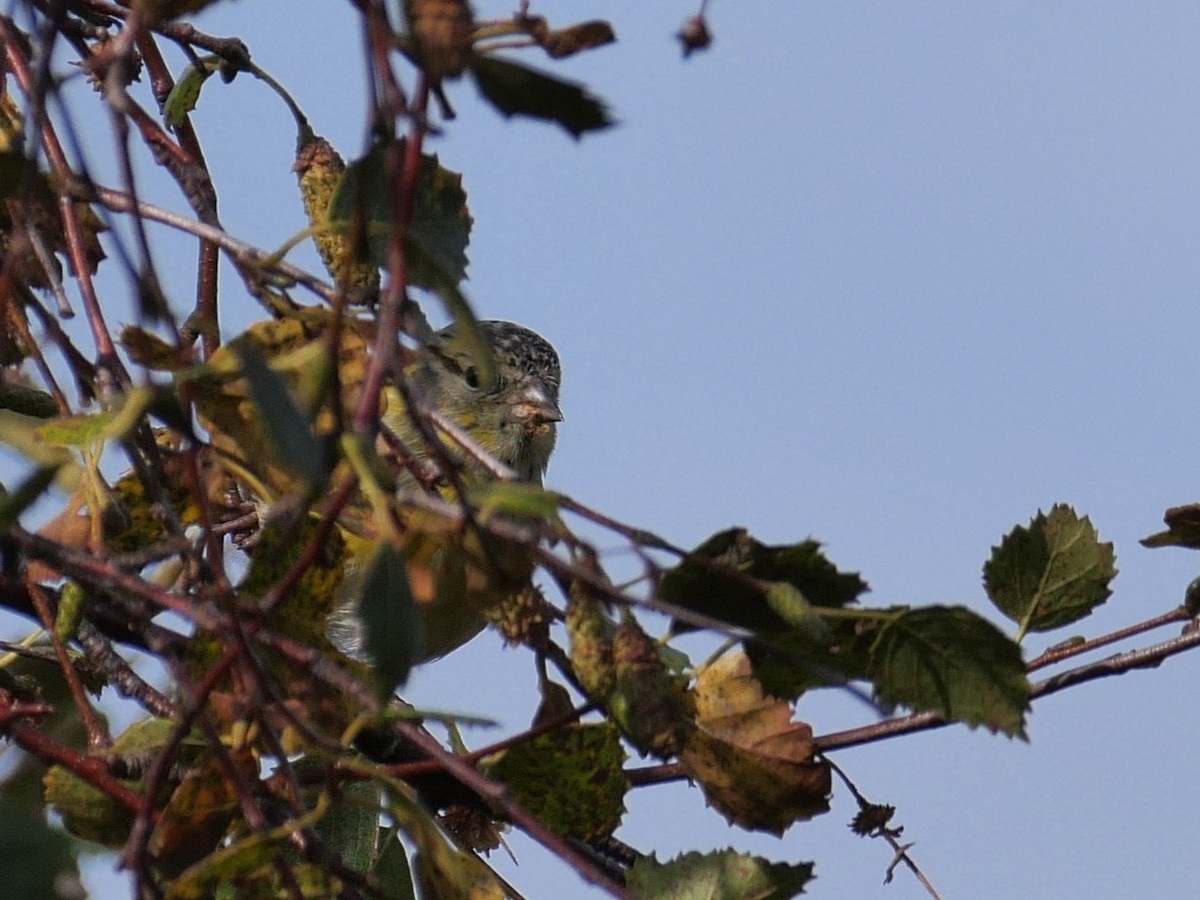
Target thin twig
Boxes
[825,756,942,899]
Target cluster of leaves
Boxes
[0,3,1186,900]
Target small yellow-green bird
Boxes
[393,319,563,484]
[327,319,563,661]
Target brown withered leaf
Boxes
[149,753,249,876]
[681,652,831,834]
[1142,503,1200,549]
[610,616,691,759]
[0,177,106,288]
[541,20,616,59]
[439,804,504,854]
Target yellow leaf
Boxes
[681,652,831,834]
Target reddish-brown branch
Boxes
[77,181,339,303]
[120,642,245,874]
[133,27,224,359]
[624,610,1200,788]
[1026,605,1191,671]
[0,282,72,411]
[0,16,126,385]
[816,621,1200,753]
[42,1,252,64]
[27,582,111,749]
[11,526,225,630]
[4,715,144,814]
[353,11,425,434]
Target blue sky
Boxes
[27,1,1200,896]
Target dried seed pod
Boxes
[482,582,554,648]
[294,134,380,294]
[566,585,615,700]
[611,616,691,759]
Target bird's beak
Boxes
[511,382,563,427]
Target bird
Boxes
[386,319,563,486]
[326,317,563,663]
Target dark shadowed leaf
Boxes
[373,829,417,899]
[359,543,422,698]
[1142,503,1200,549]
[870,605,1029,738]
[984,504,1116,639]
[470,54,614,138]
[121,325,186,371]
[541,21,616,59]
[661,528,867,637]
[486,723,627,841]
[236,345,326,489]
[747,621,876,700]
[0,463,61,528]
[0,795,80,899]
[327,139,472,288]
[0,382,58,418]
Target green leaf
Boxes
[54,579,87,642]
[43,763,138,847]
[358,543,422,698]
[316,781,383,875]
[765,583,834,646]
[660,529,867,637]
[626,849,814,900]
[869,605,1030,737]
[33,387,154,448]
[469,481,561,521]
[485,723,628,841]
[983,504,1116,640]
[406,239,496,391]
[372,829,417,899]
[162,55,222,130]
[236,345,327,490]
[327,139,473,288]
[0,410,81,485]
[470,54,614,138]
[0,382,58,418]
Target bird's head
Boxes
[420,320,562,483]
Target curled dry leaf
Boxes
[677,15,713,58]
[541,21,616,59]
[681,651,831,835]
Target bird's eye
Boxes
[463,366,480,390]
